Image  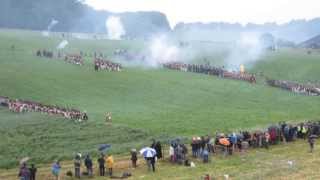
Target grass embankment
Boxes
[0,29,319,171]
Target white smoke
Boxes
[56,40,69,49]
[146,35,181,67]
[225,32,265,71]
[48,19,59,31]
[106,16,126,40]
[42,31,49,37]
[42,19,59,37]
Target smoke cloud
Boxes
[48,19,59,31]
[146,34,180,67]
[42,19,59,37]
[106,16,126,40]
[56,40,69,49]
[225,32,265,71]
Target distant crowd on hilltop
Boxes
[0,96,88,121]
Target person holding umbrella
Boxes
[219,136,230,156]
[149,155,156,172]
[18,162,30,180]
[140,147,157,172]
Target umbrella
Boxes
[140,147,156,158]
[20,157,30,165]
[309,134,317,139]
[219,138,230,146]
[98,144,111,152]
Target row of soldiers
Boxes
[36,49,124,71]
[36,49,55,58]
[163,62,256,83]
[1,96,88,121]
[94,58,122,72]
[266,79,320,96]
[64,54,84,66]
[36,49,83,66]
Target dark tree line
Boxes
[0,0,171,38]
[0,0,85,31]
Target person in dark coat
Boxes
[150,139,156,149]
[308,135,316,153]
[97,154,105,176]
[84,155,93,177]
[98,154,106,176]
[131,149,138,168]
[154,141,162,159]
[29,164,37,180]
[149,155,156,172]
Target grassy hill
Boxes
[0,29,320,170]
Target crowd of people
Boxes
[168,121,319,168]
[35,49,84,66]
[163,62,256,83]
[36,49,55,58]
[94,58,122,72]
[16,120,318,179]
[18,163,37,180]
[0,96,88,121]
[266,79,320,96]
[64,54,84,66]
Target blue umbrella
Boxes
[98,144,111,152]
[140,147,156,158]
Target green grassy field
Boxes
[0,28,320,177]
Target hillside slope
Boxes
[0,30,320,168]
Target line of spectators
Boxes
[15,120,319,179]
[169,121,319,166]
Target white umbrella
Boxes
[20,157,30,165]
[140,147,156,158]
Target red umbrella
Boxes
[219,138,230,146]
